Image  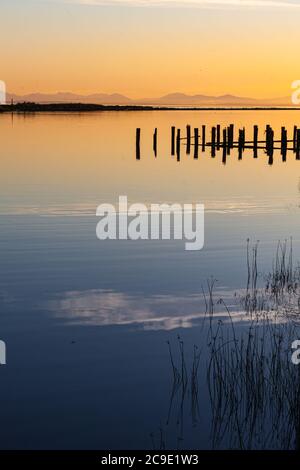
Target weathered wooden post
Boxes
[265,125,270,153]
[242,127,245,150]
[136,128,141,160]
[202,125,206,152]
[186,125,191,155]
[171,126,176,156]
[281,126,287,162]
[268,137,274,164]
[226,127,230,155]
[266,126,274,164]
[228,124,234,149]
[293,126,297,153]
[270,128,274,156]
[222,128,227,164]
[238,129,243,160]
[194,128,199,159]
[226,125,232,155]
[216,125,221,150]
[176,128,181,161]
[266,126,274,158]
[265,124,271,154]
[296,129,300,160]
[253,125,258,158]
[211,126,216,157]
[153,128,157,157]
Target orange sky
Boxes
[1,0,300,98]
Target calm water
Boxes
[0,110,300,449]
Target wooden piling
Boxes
[222,128,227,164]
[216,125,221,150]
[265,125,271,154]
[176,128,181,161]
[186,125,191,155]
[202,125,206,152]
[268,128,274,164]
[194,128,199,159]
[281,127,287,162]
[253,125,258,158]
[211,126,216,157]
[270,128,274,156]
[153,128,157,157]
[242,128,245,150]
[171,126,176,156]
[266,126,274,157]
[136,123,300,165]
[296,129,300,160]
[238,129,243,160]
[226,126,231,155]
[293,126,297,153]
[136,128,141,160]
[265,125,270,152]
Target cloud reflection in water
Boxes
[50,288,244,330]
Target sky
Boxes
[0,0,299,98]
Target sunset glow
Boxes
[1,0,299,99]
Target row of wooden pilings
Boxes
[136,124,300,164]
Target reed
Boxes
[161,240,300,449]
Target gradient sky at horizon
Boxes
[1,0,299,98]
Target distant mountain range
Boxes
[6,91,293,106]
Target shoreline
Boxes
[1,103,300,113]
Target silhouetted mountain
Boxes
[145,92,258,105]
[6,91,292,106]
[6,92,132,105]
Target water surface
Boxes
[1,110,300,449]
